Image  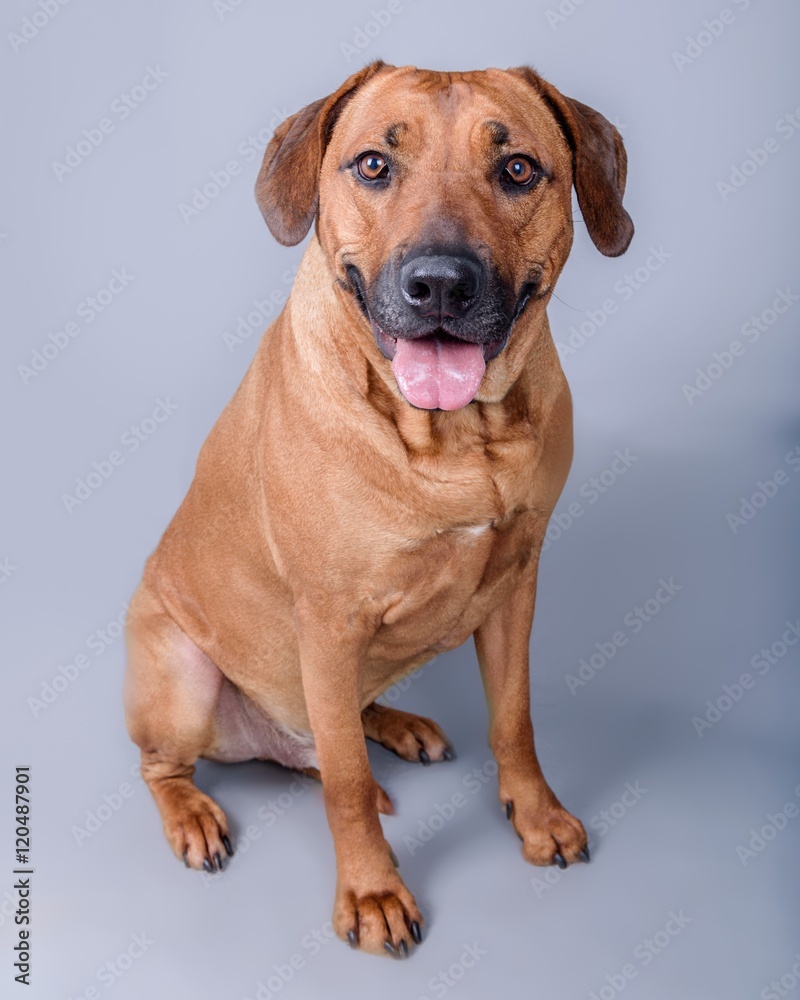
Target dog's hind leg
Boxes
[124,583,233,872]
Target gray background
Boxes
[2,0,799,997]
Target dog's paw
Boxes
[503,795,589,868]
[157,781,233,873]
[362,704,454,765]
[334,873,424,958]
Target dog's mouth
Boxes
[346,264,530,411]
[373,324,508,411]
[347,266,516,410]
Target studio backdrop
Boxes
[1,1,798,998]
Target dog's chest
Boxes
[368,502,540,665]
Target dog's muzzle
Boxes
[350,248,531,411]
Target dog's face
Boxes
[256,63,633,410]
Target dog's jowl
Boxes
[124,62,633,958]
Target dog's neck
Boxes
[283,237,563,456]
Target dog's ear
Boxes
[255,61,386,246]
[516,68,634,257]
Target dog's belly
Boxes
[206,674,319,769]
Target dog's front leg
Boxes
[296,602,423,958]
[474,560,589,869]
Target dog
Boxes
[124,60,633,958]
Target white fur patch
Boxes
[461,523,491,537]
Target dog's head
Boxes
[256,63,633,411]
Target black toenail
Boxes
[419,749,431,765]
[389,849,399,868]
[443,746,454,760]
[411,921,423,944]
[214,852,223,871]
[348,929,357,948]
[398,940,408,958]
[554,852,567,869]
[505,801,513,820]
[579,846,591,863]
[203,858,213,873]
[222,835,234,857]
[385,941,398,957]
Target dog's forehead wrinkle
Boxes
[384,121,407,147]
[355,74,485,127]
[347,83,526,165]
[484,119,510,146]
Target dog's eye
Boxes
[502,156,539,187]
[357,152,390,182]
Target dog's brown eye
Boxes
[503,156,537,186]
[357,152,390,181]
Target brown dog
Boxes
[124,61,633,958]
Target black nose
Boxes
[400,254,483,319]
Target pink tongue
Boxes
[391,336,486,410]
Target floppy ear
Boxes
[516,68,634,257]
[255,61,386,246]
